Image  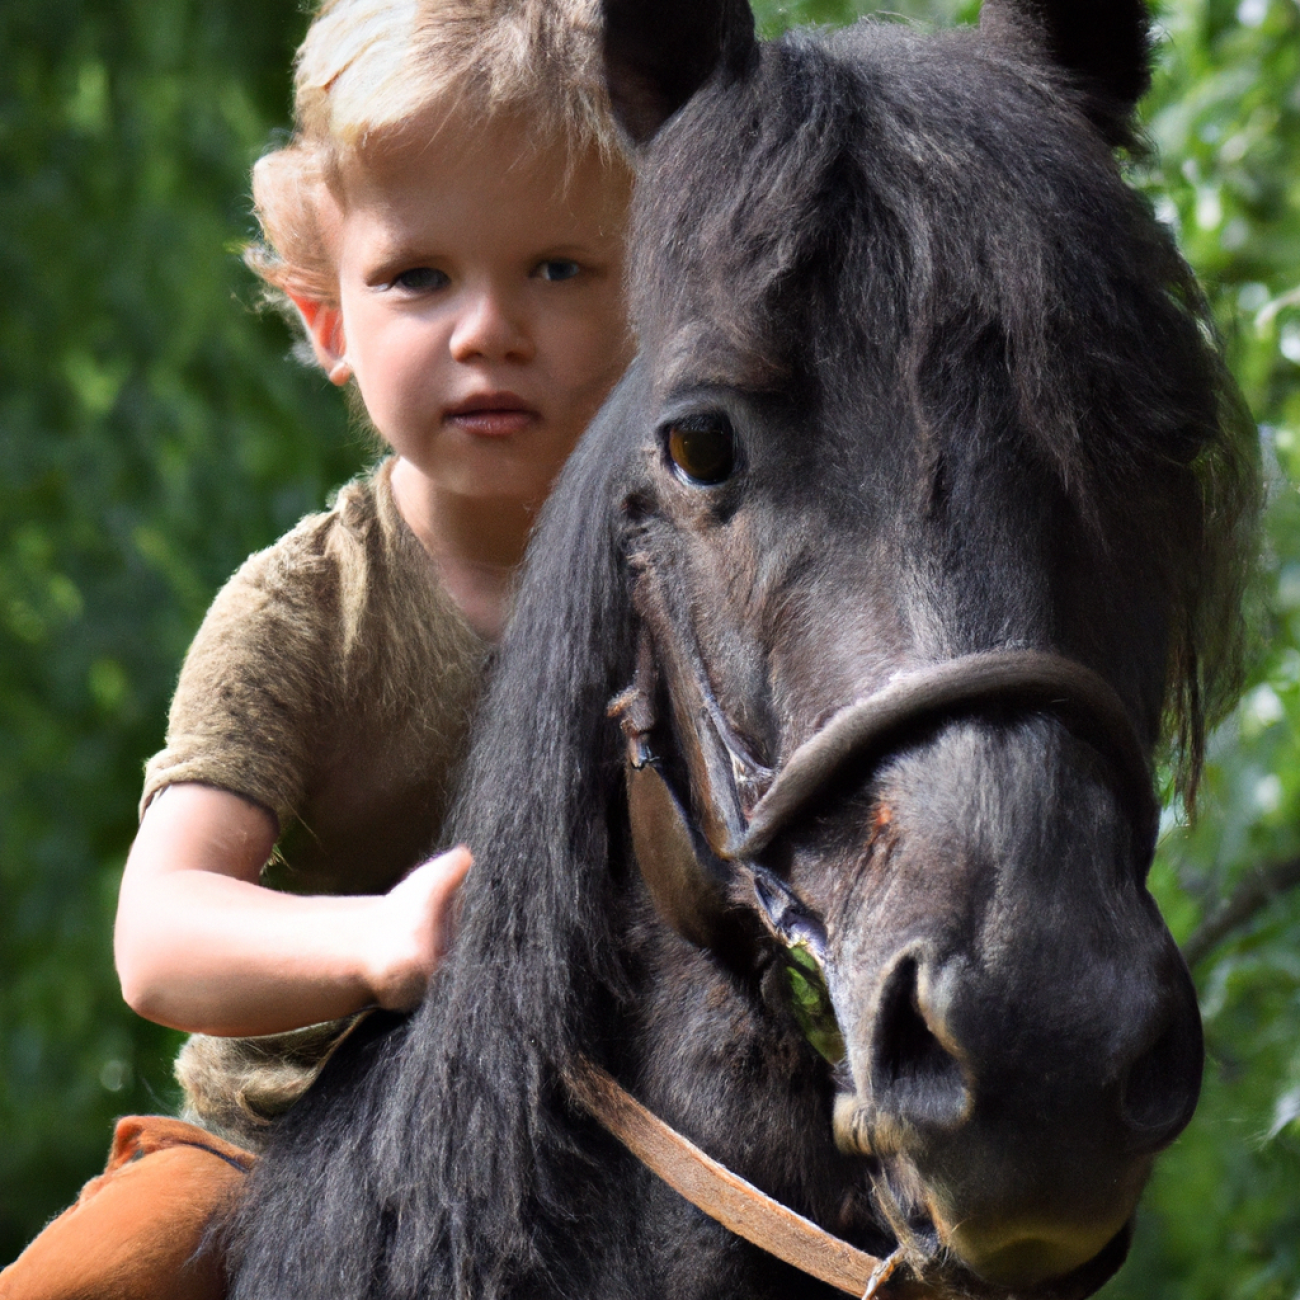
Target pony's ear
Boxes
[600,0,757,145]
[980,0,1151,143]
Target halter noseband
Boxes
[617,645,1157,882]
[733,650,1158,859]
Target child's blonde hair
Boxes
[247,0,624,305]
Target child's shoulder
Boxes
[170,461,398,698]
[190,456,475,691]
[207,458,413,622]
[146,457,474,827]
[237,459,393,582]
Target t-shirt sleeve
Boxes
[140,523,340,831]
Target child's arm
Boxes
[114,782,471,1036]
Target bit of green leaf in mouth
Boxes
[783,939,846,1065]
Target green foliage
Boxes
[754,0,978,37]
[782,942,848,1066]
[1105,3,1300,1294]
[0,0,365,1259]
[3,0,1298,1290]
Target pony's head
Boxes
[592,0,1256,1289]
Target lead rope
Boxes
[568,1058,936,1299]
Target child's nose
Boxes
[449,289,533,364]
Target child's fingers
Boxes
[425,844,473,891]
[420,845,472,956]
[393,845,472,905]
[406,846,472,928]
[368,847,475,1010]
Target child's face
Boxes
[301,117,632,511]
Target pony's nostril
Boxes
[1119,1015,1203,1148]
[872,957,969,1130]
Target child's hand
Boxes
[364,845,473,1011]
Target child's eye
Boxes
[535,259,581,283]
[391,267,449,292]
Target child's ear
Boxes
[287,291,351,386]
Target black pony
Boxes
[228,1,1258,1296]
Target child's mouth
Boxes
[444,393,539,438]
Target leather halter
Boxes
[614,644,1157,958]
[735,649,1158,857]
[594,644,1158,1294]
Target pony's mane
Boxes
[632,23,1259,799]
[228,374,651,1299]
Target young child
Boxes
[0,1,632,1295]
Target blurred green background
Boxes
[2,0,1298,1294]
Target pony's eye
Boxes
[665,415,736,486]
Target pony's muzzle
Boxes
[831,939,1202,1290]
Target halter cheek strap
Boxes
[624,759,736,952]
[610,629,751,957]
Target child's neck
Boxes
[389,456,533,642]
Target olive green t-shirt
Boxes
[142,459,490,1146]
[142,458,488,894]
